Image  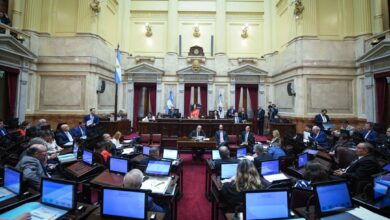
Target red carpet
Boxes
[177,153,211,220]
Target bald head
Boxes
[123,169,144,189]
[312,126,320,133]
[219,146,230,159]
[61,124,69,132]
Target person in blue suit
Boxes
[71,122,87,138]
[314,109,330,130]
[232,112,242,124]
[84,108,100,127]
[55,124,74,147]
[215,124,229,147]
[239,108,249,121]
[0,119,8,137]
[361,122,378,143]
[226,106,236,118]
[311,126,329,149]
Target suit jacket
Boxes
[84,114,100,126]
[220,181,245,212]
[214,158,239,175]
[241,131,255,146]
[71,127,86,138]
[362,130,378,143]
[226,109,236,118]
[253,153,273,168]
[314,114,330,129]
[344,155,381,181]
[256,109,265,121]
[240,112,248,121]
[311,131,329,149]
[16,156,47,190]
[267,146,286,159]
[56,131,74,146]
[189,130,206,138]
[215,130,228,146]
[233,116,243,124]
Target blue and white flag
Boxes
[165,89,175,113]
[114,45,121,84]
[217,91,225,118]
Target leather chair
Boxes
[336,147,357,169]
[140,134,151,146]
[150,134,162,148]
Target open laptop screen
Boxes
[221,163,238,180]
[212,150,221,160]
[374,173,390,200]
[109,157,128,174]
[383,164,390,171]
[143,146,150,156]
[298,153,309,168]
[145,160,171,176]
[237,147,247,158]
[4,167,21,195]
[102,188,146,220]
[315,181,353,215]
[163,149,178,160]
[245,190,289,220]
[261,160,279,176]
[41,178,75,210]
[82,150,93,165]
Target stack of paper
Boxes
[141,177,171,194]
[263,173,289,183]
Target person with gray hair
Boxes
[123,169,166,215]
[16,144,48,190]
[253,144,272,168]
[214,146,238,175]
[140,146,160,165]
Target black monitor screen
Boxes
[245,190,289,220]
[316,182,353,214]
[102,188,146,219]
[41,178,75,210]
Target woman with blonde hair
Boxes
[221,159,262,211]
[112,131,122,149]
[268,129,281,146]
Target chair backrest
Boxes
[290,188,314,209]
[151,134,162,144]
[140,134,151,145]
[228,135,237,144]
[93,152,107,167]
[336,147,357,168]
[133,163,147,172]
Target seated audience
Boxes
[378,127,390,154]
[190,104,200,119]
[168,107,179,118]
[41,131,61,160]
[361,122,378,144]
[214,146,238,173]
[253,144,272,168]
[241,126,255,153]
[112,131,122,149]
[215,124,228,147]
[314,109,330,130]
[267,142,286,159]
[95,142,112,164]
[295,162,330,190]
[140,146,160,165]
[310,126,329,149]
[102,133,117,153]
[239,108,248,121]
[233,112,242,124]
[333,120,355,137]
[123,169,166,214]
[330,133,355,154]
[0,119,8,137]
[18,121,31,136]
[220,159,262,211]
[71,121,87,138]
[56,124,74,147]
[16,144,48,190]
[268,130,282,146]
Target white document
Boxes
[141,177,171,194]
[347,207,389,220]
[30,206,66,220]
[123,140,132,144]
[122,148,134,155]
[238,155,254,161]
[64,142,73,147]
[86,120,93,126]
[303,131,310,140]
[263,173,289,183]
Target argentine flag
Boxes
[165,90,175,113]
[217,91,225,118]
[115,45,121,84]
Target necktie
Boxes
[80,127,85,136]
[245,133,248,142]
[197,132,199,137]
[65,132,73,142]
[220,131,224,143]
[364,131,371,139]
[321,115,327,123]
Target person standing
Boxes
[256,106,265,135]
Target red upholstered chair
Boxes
[150,134,162,148]
[140,134,151,145]
[228,135,240,157]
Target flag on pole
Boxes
[115,45,121,84]
[165,89,174,113]
[217,91,225,118]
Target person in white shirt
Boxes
[111,131,122,149]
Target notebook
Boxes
[261,160,288,183]
[142,160,172,194]
[236,147,247,158]
[143,146,151,156]
[101,187,147,220]
[212,150,221,160]
[163,149,178,160]
[245,189,290,220]
[314,181,354,217]
[109,157,129,175]
[0,166,22,201]
[372,172,390,208]
[220,163,238,180]
[30,177,76,220]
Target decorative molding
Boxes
[135,56,156,64]
[125,63,164,82]
[357,41,390,64]
[228,64,268,76]
[0,35,37,61]
[237,57,258,64]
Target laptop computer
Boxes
[65,149,96,178]
[0,166,22,201]
[212,150,221,160]
[372,172,390,208]
[143,146,151,156]
[314,180,356,218]
[323,123,333,131]
[220,163,238,180]
[30,177,76,219]
[101,187,148,220]
[141,159,172,194]
[244,189,290,220]
[57,145,78,164]
[109,157,130,175]
[383,164,390,172]
[163,148,178,160]
[260,159,289,183]
[236,147,247,158]
[295,152,309,174]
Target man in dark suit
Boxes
[314,109,330,130]
[333,142,381,193]
[253,144,272,168]
[214,146,238,175]
[189,125,207,160]
[361,122,378,143]
[215,124,228,147]
[139,146,160,165]
[226,106,236,118]
[84,108,100,127]
[168,107,179,118]
[256,106,265,135]
[239,108,248,121]
[71,122,87,139]
[56,124,74,147]
[232,112,242,124]
[241,126,255,153]
[310,126,329,150]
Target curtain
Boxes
[248,86,259,131]
[200,86,207,116]
[133,85,142,130]
[375,77,387,124]
[6,73,18,118]
[235,86,241,111]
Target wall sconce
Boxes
[145,23,152,37]
[293,0,304,19]
[241,23,249,39]
[90,0,101,15]
[193,24,200,38]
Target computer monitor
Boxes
[145,160,171,176]
[245,189,289,220]
[40,177,76,210]
[143,146,150,156]
[314,181,353,216]
[221,163,238,180]
[82,150,93,165]
[3,166,22,195]
[297,153,309,168]
[163,149,178,160]
[383,164,390,172]
[109,157,129,174]
[323,123,333,131]
[373,172,390,201]
[261,160,280,176]
[237,147,247,158]
[212,150,221,160]
[101,187,147,220]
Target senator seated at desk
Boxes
[140,146,160,165]
[189,125,206,160]
[214,146,238,173]
[240,126,255,153]
[215,124,228,147]
[310,126,329,150]
[55,124,74,147]
[252,144,272,168]
[168,107,180,118]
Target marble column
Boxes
[167,0,178,53]
[17,60,30,121]
[354,0,372,35]
[263,0,272,54]
[208,81,214,111]
[364,71,375,122]
[12,0,25,29]
[258,81,266,107]
[215,0,226,54]
[229,81,236,109]
[127,80,134,126]
[178,82,185,116]
[23,0,42,31]
[372,0,384,34]
[156,77,162,114]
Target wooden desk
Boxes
[90,170,124,188]
[205,159,215,200]
[100,120,131,136]
[210,176,224,220]
[86,207,165,220]
[176,137,217,151]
